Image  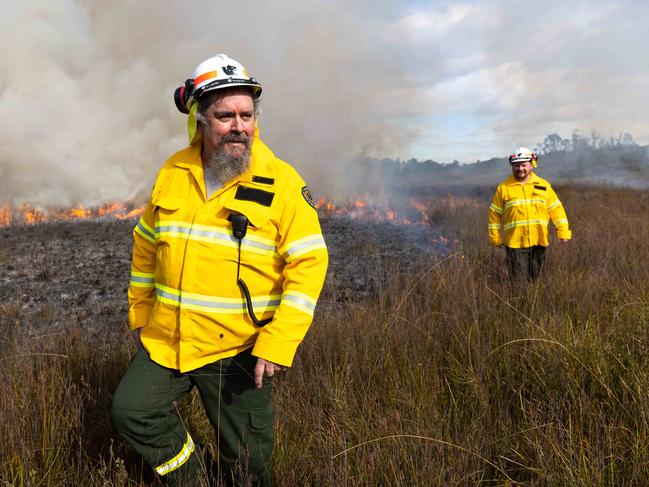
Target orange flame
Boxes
[0,206,11,226]
[0,193,483,232]
[0,202,145,228]
[353,199,367,209]
[315,193,484,226]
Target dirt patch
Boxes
[0,218,445,334]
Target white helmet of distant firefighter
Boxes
[174,53,262,114]
[509,147,538,167]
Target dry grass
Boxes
[3,184,649,485]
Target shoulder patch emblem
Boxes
[301,186,317,209]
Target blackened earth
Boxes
[0,218,446,335]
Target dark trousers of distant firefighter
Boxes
[111,347,274,487]
[505,245,546,282]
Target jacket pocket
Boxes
[153,196,185,213]
[142,300,177,340]
[223,198,272,230]
[152,196,188,229]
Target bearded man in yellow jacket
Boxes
[111,54,328,486]
[488,147,571,282]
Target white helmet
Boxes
[174,54,262,114]
[509,147,538,166]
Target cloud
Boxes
[399,0,649,162]
[385,3,482,44]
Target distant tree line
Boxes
[537,130,637,155]
[366,130,641,177]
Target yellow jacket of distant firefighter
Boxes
[128,137,328,372]
[488,173,571,248]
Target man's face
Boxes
[511,161,532,181]
[201,87,256,160]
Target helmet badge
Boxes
[222,65,237,76]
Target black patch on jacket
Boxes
[252,175,275,185]
[234,186,275,207]
[534,185,547,191]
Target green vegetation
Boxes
[3,184,649,485]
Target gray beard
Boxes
[203,145,251,198]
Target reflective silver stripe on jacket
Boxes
[155,283,281,314]
[503,219,548,230]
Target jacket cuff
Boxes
[128,306,151,331]
[557,229,572,240]
[252,334,301,367]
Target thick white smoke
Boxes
[0,0,416,206]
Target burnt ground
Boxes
[0,218,446,335]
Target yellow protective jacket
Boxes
[128,137,328,372]
[488,173,571,248]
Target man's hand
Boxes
[254,358,287,389]
[559,239,569,243]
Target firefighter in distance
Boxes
[488,147,571,281]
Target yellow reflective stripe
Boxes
[130,271,155,288]
[155,283,281,314]
[280,234,327,262]
[138,217,155,236]
[488,223,502,230]
[156,282,182,307]
[131,271,154,278]
[135,217,155,244]
[282,290,317,316]
[155,433,195,476]
[503,219,548,230]
[547,200,561,210]
[130,282,155,288]
[504,198,545,209]
[489,203,503,215]
[155,221,279,257]
[554,219,568,225]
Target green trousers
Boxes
[111,347,274,486]
[505,245,546,282]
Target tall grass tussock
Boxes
[3,184,649,485]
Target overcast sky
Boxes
[1,0,648,204]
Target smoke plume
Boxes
[0,0,418,206]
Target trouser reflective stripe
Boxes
[111,348,201,483]
[111,347,274,486]
[154,432,196,476]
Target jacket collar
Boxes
[504,172,541,186]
